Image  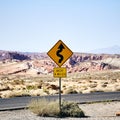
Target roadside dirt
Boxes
[0,101,119,120]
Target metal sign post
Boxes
[47,40,73,117]
[59,77,61,116]
[53,67,66,116]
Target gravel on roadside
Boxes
[0,101,120,120]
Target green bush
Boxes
[61,101,85,117]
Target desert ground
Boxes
[0,69,120,98]
[0,101,120,120]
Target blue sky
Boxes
[0,0,120,52]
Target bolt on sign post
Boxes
[47,40,73,116]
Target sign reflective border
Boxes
[53,67,67,78]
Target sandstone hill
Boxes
[0,50,120,75]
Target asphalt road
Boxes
[0,92,120,111]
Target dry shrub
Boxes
[0,85,10,91]
[12,79,24,85]
[28,98,60,117]
[26,85,37,90]
[63,87,77,94]
[28,98,85,118]
[8,90,30,98]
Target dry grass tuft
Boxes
[28,98,60,117]
[63,87,78,94]
[28,98,85,118]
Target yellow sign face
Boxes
[47,40,73,67]
[53,67,67,78]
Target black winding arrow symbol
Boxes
[56,43,65,63]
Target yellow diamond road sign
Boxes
[47,40,73,67]
[54,67,67,78]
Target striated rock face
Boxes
[65,53,120,73]
[0,51,31,61]
[69,54,103,65]
[68,53,119,66]
[8,52,31,61]
[0,51,120,75]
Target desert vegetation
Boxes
[28,98,60,117]
[28,98,85,118]
[0,70,120,98]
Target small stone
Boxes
[116,112,120,116]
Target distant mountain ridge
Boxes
[0,50,49,61]
[0,49,120,75]
[88,45,120,54]
[0,48,120,61]
[0,50,31,61]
